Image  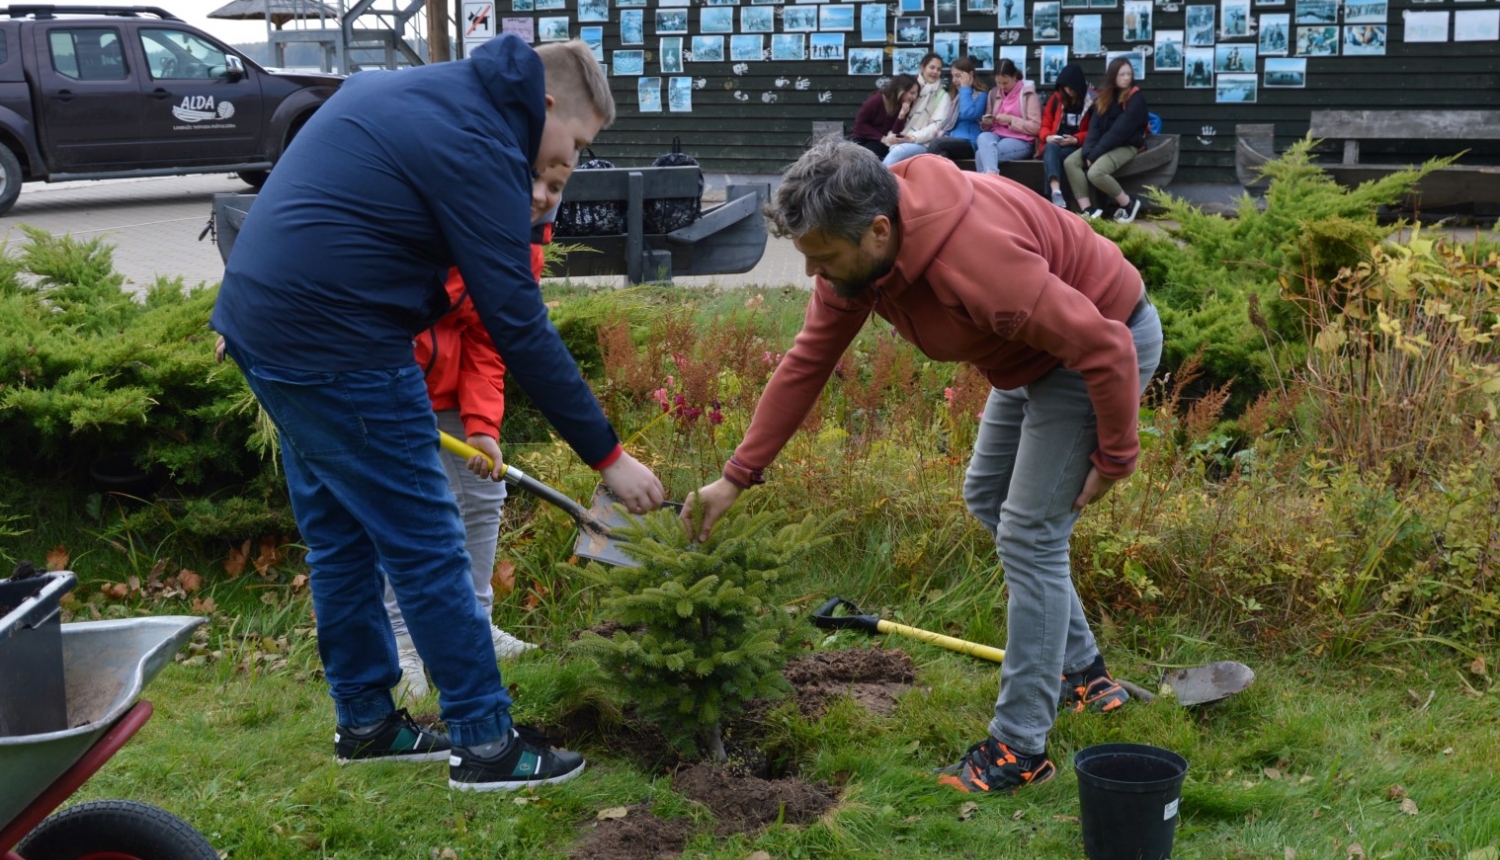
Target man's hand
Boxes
[680,478,743,543]
[214,335,227,363]
[1072,467,1118,512]
[465,434,504,480]
[600,451,665,514]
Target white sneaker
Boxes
[1082,208,1105,220]
[394,634,430,701]
[1113,196,1143,224]
[490,625,537,660]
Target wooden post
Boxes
[426,0,451,63]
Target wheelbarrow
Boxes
[1,571,214,860]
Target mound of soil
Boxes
[781,647,917,719]
[673,763,838,833]
[567,807,695,860]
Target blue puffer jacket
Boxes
[211,35,620,465]
[945,86,989,148]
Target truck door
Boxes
[33,25,141,170]
[133,27,264,167]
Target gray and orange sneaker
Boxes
[1059,655,1131,713]
[937,736,1056,794]
[334,708,451,764]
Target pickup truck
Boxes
[0,5,343,215]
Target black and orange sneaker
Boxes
[937,737,1056,794]
[1059,655,1131,713]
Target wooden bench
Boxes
[550,166,769,286]
[1306,110,1500,209]
[953,133,1181,205]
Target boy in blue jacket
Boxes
[211,36,664,792]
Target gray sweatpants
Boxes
[961,292,1162,755]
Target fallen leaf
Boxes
[1298,775,1315,785]
[1285,849,1296,860]
[126,575,141,595]
[596,807,629,821]
[513,796,539,806]
[1011,809,1025,821]
[1466,846,1499,860]
[1312,808,1322,820]
[255,536,282,577]
[291,574,309,593]
[1053,815,1080,823]
[1348,843,1365,858]
[148,558,168,587]
[191,596,218,614]
[958,801,979,821]
[493,559,516,597]
[224,540,249,578]
[45,544,69,571]
[178,568,203,593]
[1400,798,1418,816]
[1471,655,1488,677]
[102,582,129,600]
[1387,785,1407,800]
[1443,747,1455,756]
[1264,767,1282,780]
[745,853,771,860]
[431,849,458,860]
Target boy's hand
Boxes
[466,434,504,480]
[1072,467,1118,512]
[600,452,664,514]
[680,478,742,543]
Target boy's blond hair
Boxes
[535,40,615,128]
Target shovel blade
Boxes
[572,485,682,567]
[1162,661,1255,706]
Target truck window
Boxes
[49,28,127,81]
[140,28,232,80]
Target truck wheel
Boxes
[0,145,22,216]
[237,169,269,190]
[15,799,218,860]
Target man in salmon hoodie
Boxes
[682,140,1163,794]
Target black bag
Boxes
[644,137,703,234]
[554,149,626,237]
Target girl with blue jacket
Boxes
[925,55,989,163]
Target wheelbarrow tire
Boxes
[15,799,217,860]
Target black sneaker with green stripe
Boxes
[449,726,586,792]
[334,708,451,764]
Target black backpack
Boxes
[644,137,703,234]
[554,149,626,237]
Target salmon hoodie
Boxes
[723,154,1145,488]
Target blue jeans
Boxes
[1041,142,1080,188]
[961,293,1162,756]
[976,133,1034,174]
[883,141,930,167]
[229,345,511,747]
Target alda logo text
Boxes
[172,96,236,123]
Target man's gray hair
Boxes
[765,137,900,243]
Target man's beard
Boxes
[829,254,894,299]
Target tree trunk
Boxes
[703,722,726,763]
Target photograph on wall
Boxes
[616,0,644,6]
[1215,71,1256,102]
[1040,44,1069,84]
[1343,24,1386,52]
[934,31,961,62]
[701,7,734,32]
[1254,0,1283,6]
[1063,0,1088,9]
[1074,15,1102,53]
[580,26,604,59]
[619,9,643,43]
[861,4,887,40]
[998,0,1025,27]
[1186,5,1216,45]
[785,6,820,30]
[1000,43,1028,75]
[538,16,569,40]
[660,37,684,71]
[1106,49,1145,78]
[691,36,725,61]
[1089,0,1118,9]
[743,5,774,31]
[970,0,996,11]
[535,0,563,9]
[1154,30,1184,69]
[1344,0,1386,23]
[614,49,644,74]
[848,47,884,72]
[822,4,857,30]
[501,16,534,41]
[577,0,608,21]
[1124,0,1152,40]
[512,0,533,10]
[1258,13,1289,53]
[901,0,924,10]
[936,0,962,25]
[896,15,931,41]
[1262,56,1305,85]
[731,34,765,59]
[1221,0,1250,36]
[967,31,996,67]
[1033,1,1061,39]
[1294,25,1338,53]
[668,76,692,111]
[1214,41,1254,70]
[811,32,847,58]
[1402,10,1448,42]
[638,76,661,111]
[1184,45,1214,86]
[1294,0,1336,25]
[704,0,737,5]
[655,9,688,34]
[893,47,926,72]
[772,33,807,59]
[659,0,689,6]
[1454,8,1498,40]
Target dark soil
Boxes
[567,806,696,860]
[781,647,917,719]
[673,762,838,833]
